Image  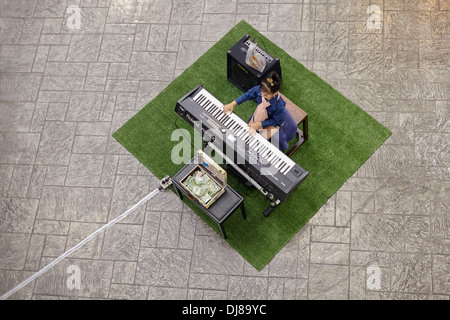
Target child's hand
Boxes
[223,103,235,115]
[248,122,262,135]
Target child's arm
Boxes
[223,85,260,114]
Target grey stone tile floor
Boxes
[0,0,448,300]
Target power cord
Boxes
[252,35,268,53]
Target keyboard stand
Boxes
[206,142,280,217]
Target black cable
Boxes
[252,35,268,53]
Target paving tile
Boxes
[44,62,89,76]
[141,210,161,247]
[0,270,35,300]
[72,136,108,154]
[335,191,352,227]
[351,213,405,252]
[166,24,182,52]
[350,251,391,268]
[42,234,67,257]
[46,45,69,61]
[308,264,349,300]
[171,0,204,24]
[32,45,50,73]
[129,51,177,80]
[200,14,235,41]
[45,102,68,121]
[24,234,46,271]
[405,216,431,253]
[133,24,150,51]
[0,198,38,233]
[268,3,302,31]
[268,237,298,277]
[43,165,67,186]
[34,258,114,298]
[430,181,450,217]
[46,47,67,63]
[37,186,112,222]
[263,31,313,62]
[178,210,197,250]
[405,0,439,11]
[34,0,68,18]
[202,290,227,300]
[107,0,172,23]
[375,178,414,215]
[394,69,446,100]
[351,191,375,213]
[314,21,349,61]
[335,0,369,22]
[0,18,24,44]
[157,211,182,248]
[66,222,105,259]
[0,74,41,102]
[191,236,244,275]
[0,233,30,269]
[387,11,432,39]
[415,133,449,168]
[431,11,448,39]
[136,247,191,287]
[432,255,450,295]
[62,7,108,34]
[310,242,349,265]
[67,34,102,62]
[0,102,35,132]
[0,132,41,165]
[19,18,43,44]
[109,175,152,224]
[358,145,414,179]
[188,273,228,291]
[311,226,350,243]
[8,165,33,198]
[309,194,335,226]
[33,220,71,235]
[40,76,85,91]
[26,165,47,198]
[419,39,450,69]
[228,276,267,300]
[99,34,134,62]
[147,24,168,52]
[346,50,384,80]
[101,224,142,261]
[390,253,432,294]
[148,286,188,300]
[66,91,104,121]
[112,261,137,284]
[0,45,37,72]
[109,284,148,300]
[35,121,77,166]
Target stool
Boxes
[171,159,246,239]
[279,93,309,157]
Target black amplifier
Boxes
[227,34,282,92]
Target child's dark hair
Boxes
[260,71,281,94]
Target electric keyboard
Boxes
[175,84,308,203]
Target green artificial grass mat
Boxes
[112,20,391,271]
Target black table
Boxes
[171,158,246,239]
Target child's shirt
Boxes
[235,85,286,128]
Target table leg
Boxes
[240,202,247,220]
[173,185,183,200]
[218,223,227,239]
